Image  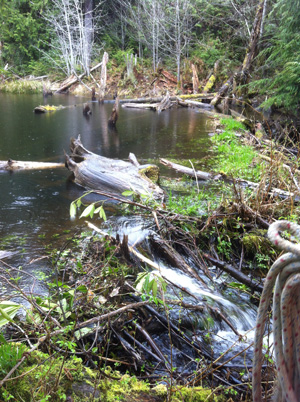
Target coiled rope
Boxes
[253,221,300,402]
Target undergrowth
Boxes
[211,118,263,181]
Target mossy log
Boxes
[34,105,65,113]
[65,136,164,199]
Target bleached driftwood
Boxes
[65,136,164,199]
[0,159,64,171]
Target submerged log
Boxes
[34,105,65,113]
[66,136,164,199]
[0,159,64,170]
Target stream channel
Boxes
[0,93,258,371]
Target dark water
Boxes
[0,93,213,292]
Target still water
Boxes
[0,93,213,291]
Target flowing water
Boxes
[0,93,257,363]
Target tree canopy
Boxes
[0,0,299,113]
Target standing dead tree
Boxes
[211,0,267,107]
[99,51,108,102]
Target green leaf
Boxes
[152,280,157,298]
[80,204,95,219]
[70,202,77,219]
[0,301,22,327]
[99,207,107,221]
[122,190,134,196]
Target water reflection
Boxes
[0,93,213,293]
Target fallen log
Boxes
[203,253,264,293]
[161,158,297,200]
[54,61,103,93]
[160,158,213,181]
[119,96,178,104]
[123,92,175,112]
[65,136,164,199]
[181,100,214,109]
[122,103,158,110]
[0,159,64,171]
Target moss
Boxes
[2,351,85,401]
[203,75,216,92]
[242,229,271,255]
[139,164,160,183]
[152,384,224,402]
[1,350,224,402]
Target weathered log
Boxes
[156,91,172,112]
[121,102,159,110]
[203,253,264,293]
[66,136,164,199]
[55,61,103,93]
[160,158,213,180]
[161,157,297,200]
[181,100,214,109]
[210,76,234,107]
[0,159,64,171]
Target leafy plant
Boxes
[135,272,167,305]
[0,301,22,328]
[0,342,27,379]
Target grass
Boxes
[211,117,263,181]
[0,79,44,94]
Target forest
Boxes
[0,0,299,116]
[1,1,300,402]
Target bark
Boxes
[65,136,164,199]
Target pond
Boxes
[0,93,213,293]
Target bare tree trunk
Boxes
[234,0,266,95]
[191,64,199,94]
[99,52,108,102]
[212,0,267,106]
[84,0,93,75]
